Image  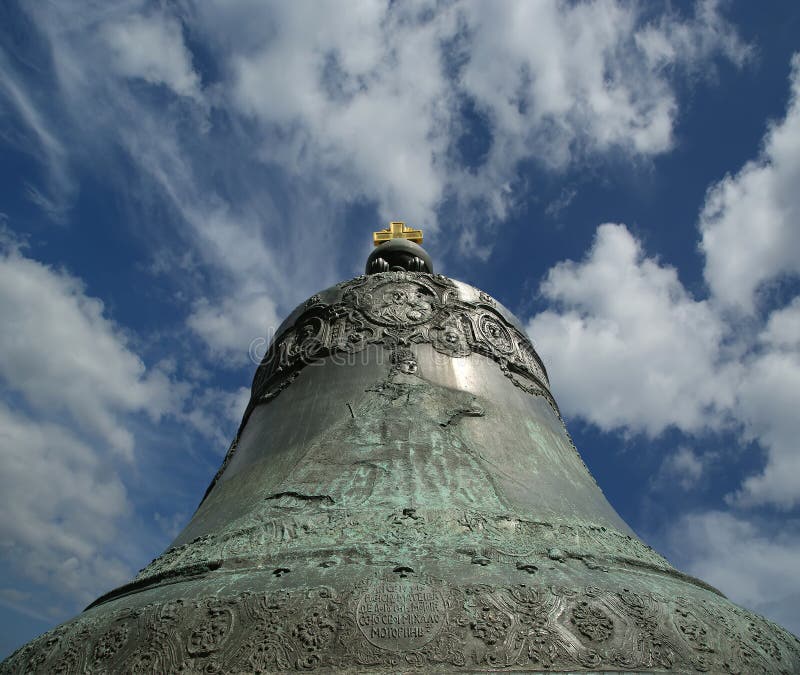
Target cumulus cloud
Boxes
[461,1,671,165]
[664,511,800,636]
[228,1,452,228]
[761,296,800,350]
[528,220,800,509]
[0,404,133,608]
[0,243,179,459]
[527,202,800,609]
[528,223,734,436]
[0,240,202,615]
[527,55,800,511]
[699,53,800,312]
[729,300,800,509]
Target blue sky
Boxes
[1,0,799,659]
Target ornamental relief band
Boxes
[5,578,799,674]
[246,272,554,426]
[132,510,671,588]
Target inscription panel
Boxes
[356,579,445,651]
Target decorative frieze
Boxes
[5,577,798,674]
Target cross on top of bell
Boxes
[373,221,423,246]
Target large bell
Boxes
[3,233,799,673]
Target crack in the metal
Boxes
[439,405,485,427]
[265,491,335,505]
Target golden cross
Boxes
[373,221,423,247]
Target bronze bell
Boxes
[3,229,799,673]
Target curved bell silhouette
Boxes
[3,260,800,672]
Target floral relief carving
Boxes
[51,641,81,675]
[4,581,800,673]
[92,623,129,661]
[470,604,512,646]
[477,314,515,355]
[294,610,336,650]
[187,601,234,656]
[571,601,614,642]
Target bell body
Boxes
[3,271,800,673]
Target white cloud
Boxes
[221,0,747,232]
[664,511,800,636]
[0,244,179,459]
[527,221,800,510]
[0,52,74,221]
[102,12,202,100]
[728,302,800,509]
[153,510,188,541]
[223,386,251,427]
[0,243,205,613]
[462,1,668,164]
[656,446,708,491]
[761,296,800,350]
[9,1,749,365]
[0,403,133,608]
[527,223,734,436]
[545,187,577,219]
[635,0,750,71]
[182,385,250,449]
[188,291,279,363]
[524,56,800,510]
[108,111,297,359]
[700,53,800,312]
[452,0,747,218]
[0,241,251,619]
[229,1,451,228]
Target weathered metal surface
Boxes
[3,270,799,673]
[4,565,800,673]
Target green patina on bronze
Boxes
[3,243,799,673]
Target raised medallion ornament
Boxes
[355,576,447,651]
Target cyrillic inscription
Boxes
[356,579,445,651]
